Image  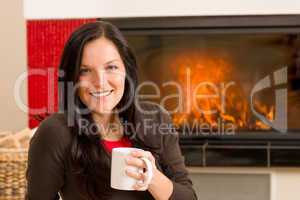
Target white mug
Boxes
[111,147,153,191]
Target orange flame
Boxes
[167,50,274,130]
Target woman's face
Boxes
[78,37,126,115]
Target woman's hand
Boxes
[125,150,173,200]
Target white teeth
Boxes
[90,90,112,97]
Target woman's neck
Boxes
[92,112,114,127]
[92,111,123,140]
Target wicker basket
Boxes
[0,129,33,200]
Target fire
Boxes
[168,50,274,130]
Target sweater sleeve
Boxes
[25,114,70,200]
[158,108,198,200]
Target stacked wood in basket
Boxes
[0,128,35,200]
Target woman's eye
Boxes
[79,68,91,75]
[106,65,118,71]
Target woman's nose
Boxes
[93,70,109,87]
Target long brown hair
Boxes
[58,21,138,200]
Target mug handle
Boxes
[137,157,153,191]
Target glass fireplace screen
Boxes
[126,32,300,133]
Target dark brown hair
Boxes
[58,21,138,200]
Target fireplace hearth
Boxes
[104,15,300,166]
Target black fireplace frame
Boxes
[101,15,300,167]
[102,15,300,33]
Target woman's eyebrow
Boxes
[80,59,120,68]
[80,64,92,68]
[104,59,119,65]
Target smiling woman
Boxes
[78,37,126,115]
[25,21,197,200]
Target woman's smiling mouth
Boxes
[89,90,113,97]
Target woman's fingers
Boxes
[125,150,154,167]
[125,169,149,191]
[125,168,145,180]
[125,156,146,168]
[125,150,157,191]
[129,150,156,167]
[131,150,152,159]
[133,181,148,190]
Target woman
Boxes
[26,21,197,200]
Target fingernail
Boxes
[137,181,144,186]
[125,168,134,174]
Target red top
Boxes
[101,136,132,153]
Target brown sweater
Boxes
[25,103,197,200]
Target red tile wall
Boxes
[27,19,96,128]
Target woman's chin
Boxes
[91,106,116,115]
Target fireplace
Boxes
[105,16,300,167]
